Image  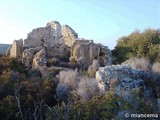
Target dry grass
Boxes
[122,57,152,71]
[152,62,160,73]
[59,69,78,90]
[76,77,99,101]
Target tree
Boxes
[112,28,160,64]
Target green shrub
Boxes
[46,92,119,120]
[9,58,27,74]
[112,29,160,64]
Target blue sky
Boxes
[0,0,159,49]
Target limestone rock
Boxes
[22,49,34,67]
[96,65,153,100]
[7,39,23,59]
[32,48,46,69]
[22,46,43,67]
[70,40,111,66]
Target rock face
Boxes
[7,39,23,59]
[70,40,112,66]
[96,65,152,100]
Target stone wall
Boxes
[45,43,70,58]
[7,39,23,59]
[61,25,78,47]
[70,40,112,66]
[24,21,78,48]
[96,65,153,100]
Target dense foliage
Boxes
[112,29,160,64]
[0,56,57,120]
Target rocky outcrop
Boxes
[70,40,112,66]
[7,39,23,59]
[96,65,153,100]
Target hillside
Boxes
[0,44,11,55]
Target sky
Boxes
[0,0,159,49]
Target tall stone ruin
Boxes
[7,20,112,70]
[7,39,23,59]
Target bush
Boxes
[48,67,60,78]
[112,29,160,64]
[46,92,119,120]
[55,83,70,102]
[122,57,152,71]
[9,58,27,74]
[76,77,99,101]
[152,62,160,73]
[59,69,78,90]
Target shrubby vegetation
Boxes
[122,57,152,71]
[0,56,57,120]
[57,69,99,101]
[0,28,160,119]
[46,92,119,120]
[152,62,160,73]
[112,28,160,64]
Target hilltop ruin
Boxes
[7,21,112,71]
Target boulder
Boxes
[22,46,43,67]
[22,49,34,67]
[96,65,153,100]
[32,48,46,69]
